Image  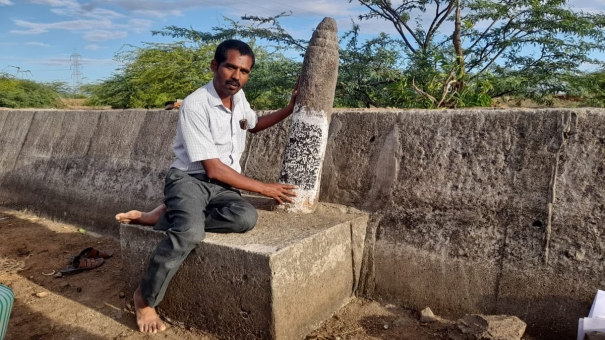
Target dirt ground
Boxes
[0,207,511,340]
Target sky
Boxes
[0,0,604,86]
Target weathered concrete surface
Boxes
[319,108,605,338]
[278,17,339,213]
[121,199,368,340]
[3,108,605,338]
[0,110,176,236]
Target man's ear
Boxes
[210,59,218,72]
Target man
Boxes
[131,39,298,334]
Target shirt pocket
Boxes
[209,114,232,149]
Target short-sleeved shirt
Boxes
[170,81,259,174]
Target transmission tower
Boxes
[70,49,83,95]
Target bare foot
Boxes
[133,286,166,333]
[115,204,166,225]
[115,210,142,224]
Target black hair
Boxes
[214,40,255,68]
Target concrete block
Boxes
[121,199,368,340]
[2,111,67,208]
[0,110,170,236]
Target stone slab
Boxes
[121,198,368,340]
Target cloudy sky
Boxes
[0,0,603,85]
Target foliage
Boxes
[152,13,308,53]
[352,0,605,105]
[565,68,605,107]
[171,13,493,109]
[244,52,300,109]
[86,42,216,108]
[335,25,405,108]
[0,73,65,109]
[79,1,605,110]
[156,15,410,108]
[43,81,71,96]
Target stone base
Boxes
[120,197,368,340]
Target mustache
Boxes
[226,79,240,87]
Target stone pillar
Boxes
[278,17,339,213]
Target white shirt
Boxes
[170,81,258,174]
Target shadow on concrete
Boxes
[496,294,590,340]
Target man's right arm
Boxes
[202,158,297,204]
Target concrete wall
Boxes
[0,110,176,236]
[1,108,604,338]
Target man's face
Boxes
[211,49,253,99]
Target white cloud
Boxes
[11,1,149,41]
[85,44,105,50]
[10,28,48,34]
[83,30,128,41]
[123,19,152,33]
[51,6,123,20]
[26,42,51,47]
[569,0,605,12]
[0,0,14,5]
[25,0,78,6]
[131,8,182,18]
[13,18,115,32]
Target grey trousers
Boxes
[140,168,258,307]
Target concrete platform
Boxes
[120,196,368,340]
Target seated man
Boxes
[126,39,298,334]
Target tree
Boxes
[0,72,65,108]
[154,15,408,109]
[243,51,301,109]
[565,68,605,107]
[86,41,216,108]
[353,0,605,105]
[336,24,405,107]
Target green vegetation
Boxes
[4,1,605,109]
[353,0,605,107]
[566,69,605,107]
[0,73,65,109]
[84,42,216,108]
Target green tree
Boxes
[336,25,405,108]
[86,41,216,108]
[353,0,605,105]
[0,73,65,108]
[243,51,300,109]
[154,15,408,109]
[565,68,605,107]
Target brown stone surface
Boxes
[453,314,526,340]
[121,199,368,340]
